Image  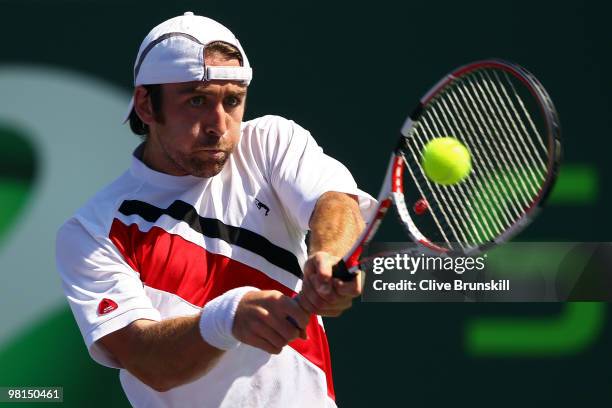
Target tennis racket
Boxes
[331,58,561,281]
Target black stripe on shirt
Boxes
[118,199,303,279]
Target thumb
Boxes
[309,253,333,295]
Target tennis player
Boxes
[55,12,374,408]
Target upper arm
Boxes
[55,218,162,368]
[97,319,156,368]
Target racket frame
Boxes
[333,59,562,281]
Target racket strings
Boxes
[426,104,511,235]
[445,87,527,216]
[417,110,507,244]
[498,71,549,156]
[434,95,519,228]
[456,80,535,207]
[404,139,469,247]
[485,71,548,172]
[419,101,519,244]
[403,67,550,247]
[467,75,543,195]
[417,114,497,243]
[400,153,456,247]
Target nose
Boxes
[203,102,228,138]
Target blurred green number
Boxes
[466,303,605,356]
[466,167,604,356]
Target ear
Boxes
[133,86,155,125]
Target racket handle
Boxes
[286,315,300,330]
[332,259,356,282]
[287,294,307,334]
[286,261,356,329]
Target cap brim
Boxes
[122,96,134,124]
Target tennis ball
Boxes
[421,137,472,185]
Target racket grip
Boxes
[286,294,307,336]
[332,259,356,282]
[286,315,300,330]
[285,259,356,330]
[286,261,355,329]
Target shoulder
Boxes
[242,115,310,140]
[59,170,142,240]
[240,115,315,156]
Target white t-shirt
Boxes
[56,115,375,408]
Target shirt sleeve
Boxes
[264,116,376,230]
[55,218,162,368]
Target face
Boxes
[137,55,247,178]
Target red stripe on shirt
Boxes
[109,218,335,400]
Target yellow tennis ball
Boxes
[421,137,472,185]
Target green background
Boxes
[0,1,610,406]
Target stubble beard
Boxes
[186,153,229,178]
[159,138,233,178]
[152,120,239,178]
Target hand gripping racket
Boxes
[331,59,561,281]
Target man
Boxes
[56,12,374,408]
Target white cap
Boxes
[124,11,253,123]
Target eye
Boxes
[189,96,205,107]
[224,96,241,108]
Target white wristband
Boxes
[199,286,259,350]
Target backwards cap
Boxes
[124,11,252,122]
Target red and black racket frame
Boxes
[332,59,562,282]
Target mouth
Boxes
[195,149,227,160]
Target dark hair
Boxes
[128,84,163,136]
[205,40,243,64]
[128,41,243,137]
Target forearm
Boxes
[308,191,365,257]
[122,315,224,392]
[297,191,365,316]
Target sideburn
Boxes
[145,84,165,125]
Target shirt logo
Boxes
[97,298,118,315]
[254,198,270,216]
